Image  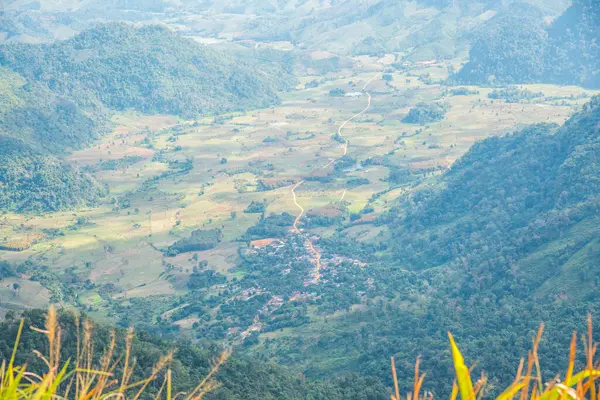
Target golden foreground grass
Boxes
[0,306,229,399]
[4,308,600,400]
[391,315,600,400]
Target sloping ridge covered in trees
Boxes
[391,95,600,291]
[455,0,600,88]
[0,23,294,212]
[0,23,294,119]
[257,97,600,397]
[0,309,388,400]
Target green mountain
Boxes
[235,96,600,395]
[0,65,107,212]
[0,23,293,212]
[0,23,294,121]
[456,0,600,87]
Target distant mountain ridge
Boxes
[1,0,569,62]
[0,23,294,122]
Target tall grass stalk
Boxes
[391,315,600,400]
[0,306,229,399]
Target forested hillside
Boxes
[456,0,600,87]
[0,23,294,120]
[247,97,600,396]
[0,309,387,400]
[391,96,600,290]
[0,23,293,212]
[0,137,106,212]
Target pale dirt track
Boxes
[291,180,306,233]
[291,72,380,283]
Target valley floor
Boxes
[0,50,596,348]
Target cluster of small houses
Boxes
[227,290,318,341]
[229,233,370,342]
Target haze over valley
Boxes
[1,1,600,398]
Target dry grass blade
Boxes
[391,357,401,400]
[533,324,545,396]
[0,307,230,400]
[450,381,459,400]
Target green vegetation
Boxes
[0,66,108,154]
[244,213,295,239]
[0,137,106,212]
[84,156,144,173]
[244,200,267,214]
[4,308,600,400]
[329,88,346,97]
[0,308,387,399]
[402,102,448,124]
[444,87,478,96]
[0,23,294,212]
[488,86,544,103]
[0,23,294,120]
[456,1,599,88]
[392,317,600,400]
[168,229,223,256]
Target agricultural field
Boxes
[0,52,596,328]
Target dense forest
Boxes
[0,137,106,212]
[0,23,294,121]
[456,0,600,88]
[0,309,388,400]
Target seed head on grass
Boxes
[0,306,229,399]
[391,315,600,400]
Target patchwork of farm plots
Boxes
[0,58,595,319]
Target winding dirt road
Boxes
[290,72,380,283]
[291,180,306,233]
[337,92,372,156]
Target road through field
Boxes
[291,180,305,233]
[337,72,379,155]
[290,72,380,284]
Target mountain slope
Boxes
[0,23,294,120]
[391,95,600,294]
[456,0,600,87]
[0,23,294,212]
[0,309,388,400]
